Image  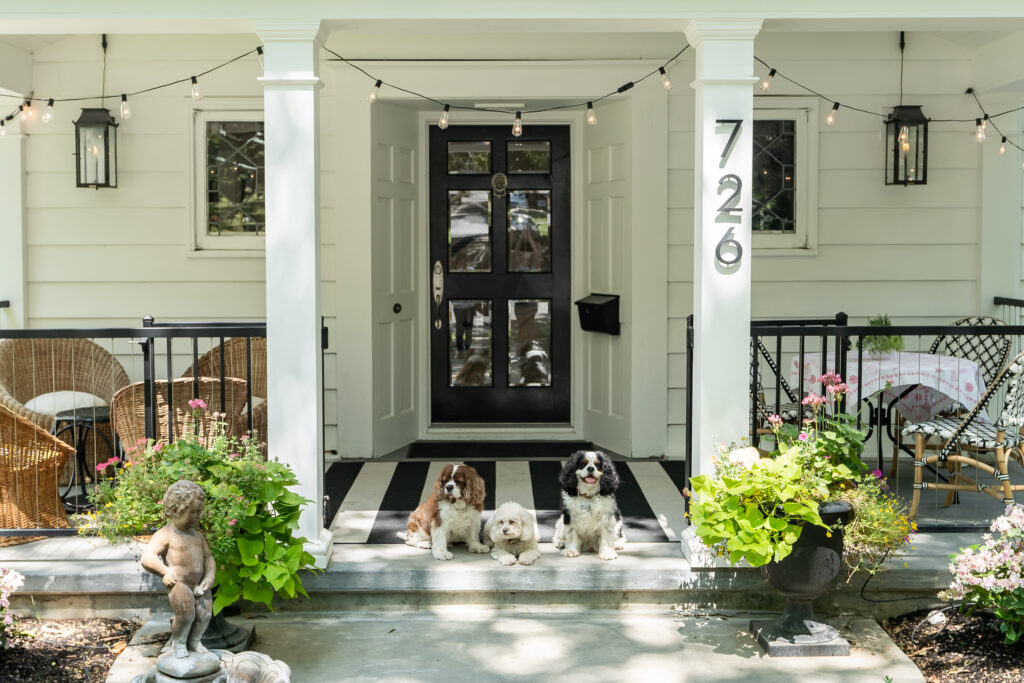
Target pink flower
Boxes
[767,414,783,427]
[798,432,809,442]
[871,469,884,479]
[228,519,236,526]
[136,438,146,445]
[188,398,207,410]
[153,443,163,453]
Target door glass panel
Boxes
[448,141,491,174]
[450,300,493,387]
[507,140,550,174]
[508,299,551,387]
[449,190,492,272]
[508,190,551,272]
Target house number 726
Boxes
[714,119,743,266]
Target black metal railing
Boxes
[0,319,266,540]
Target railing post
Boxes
[142,316,156,441]
[685,314,694,511]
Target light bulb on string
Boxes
[1000,137,1007,155]
[512,111,523,137]
[659,67,671,90]
[761,68,776,92]
[976,119,986,143]
[191,76,201,101]
[368,80,382,103]
[982,114,988,130]
[19,105,26,121]
[0,120,5,137]
[120,94,131,120]
[825,102,839,126]
[586,101,597,126]
[256,46,264,70]
[42,99,54,124]
[438,104,449,130]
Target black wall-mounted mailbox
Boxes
[574,294,621,335]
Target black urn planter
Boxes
[750,500,854,657]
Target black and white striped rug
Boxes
[325,460,688,544]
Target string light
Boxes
[120,94,131,120]
[1000,137,1007,155]
[190,76,201,101]
[586,101,597,125]
[825,102,839,126]
[761,68,776,92]
[982,114,988,130]
[0,120,5,137]
[19,105,26,121]
[256,46,264,70]
[42,98,54,124]
[438,104,449,130]
[975,118,986,143]
[512,111,523,137]
[659,67,672,90]
[368,79,382,103]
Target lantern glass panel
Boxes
[78,123,106,186]
[885,105,927,186]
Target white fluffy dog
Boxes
[484,501,540,566]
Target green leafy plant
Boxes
[690,372,912,570]
[861,314,905,356]
[841,471,916,580]
[940,503,1024,644]
[80,404,317,614]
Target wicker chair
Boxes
[752,338,807,443]
[181,337,267,446]
[902,350,1024,518]
[0,338,130,479]
[110,377,249,449]
[0,403,74,547]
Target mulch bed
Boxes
[882,608,1024,683]
[0,618,141,682]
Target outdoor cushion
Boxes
[902,416,1024,450]
[24,391,107,416]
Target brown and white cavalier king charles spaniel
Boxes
[398,463,490,560]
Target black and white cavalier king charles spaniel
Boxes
[398,463,490,561]
[553,450,627,560]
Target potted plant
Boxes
[689,373,913,655]
[79,401,317,650]
[861,313,905,359]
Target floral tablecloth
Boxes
[788,351,989,423]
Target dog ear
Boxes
[519,507,537,543]
[433,465,451,500]
[559,452,583,495]
[598,453,620,495]
[463,466,486,510]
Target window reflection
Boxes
[508,190,550,272]
[508,299,551,387]
[449,190,492,272]
[450,300,493,387]
[448,141,491,174]
[507,140,551,174]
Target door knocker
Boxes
[491,172,508,197]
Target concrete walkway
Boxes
[107,608,924,683]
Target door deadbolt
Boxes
[393,303,402,314]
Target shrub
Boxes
[0,567,24,648]
[862,313,905,356]
[841,470,916,580]
[81,408,317,614]
[940,503,1024,644]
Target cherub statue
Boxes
[141,480,216,659]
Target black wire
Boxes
[858,550,940,604]
[321,43,690,116]
[753,56,887,119]
[967,88,1024,154]
[909,603,964,645]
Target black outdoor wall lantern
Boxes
[885,105,928,186]
[74,108,118,189]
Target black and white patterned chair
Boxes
[751,339,808,440]
[888,316,1011,477]
[902,349,1024,518]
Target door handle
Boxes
[432,260,444,330]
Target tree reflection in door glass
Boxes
[449,300,493,387]
[448,190,492,272]
[508,190,550,272]
[508,299,551,387]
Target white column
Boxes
[255,19,333,567]
[0,126,26,329]
[684,20,762,477]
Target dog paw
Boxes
[468,542,490,554]
[518,551,540,565]
[598,548,618,561]
[432,549,454,561]
[498,554,517,566]
[552,539,565,549]
[614,539,626,550]
[561,548,581,558]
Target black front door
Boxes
[429,124,570,422]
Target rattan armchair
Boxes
[110,377,249,449]
[0,403,74,547]
[182,337,267,445]
[0,338,130,479]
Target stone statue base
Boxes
[133,649,291,683]
[157,649,223,679]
